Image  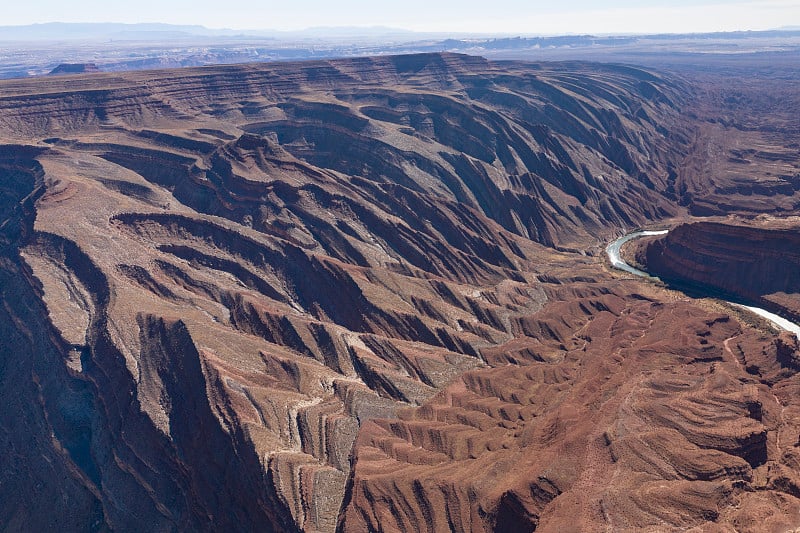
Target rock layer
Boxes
[636,221,800,320]
[340,273,800,532]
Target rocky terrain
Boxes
[2,52,800,531]
[48,63,101,76]
[635,220,800,321]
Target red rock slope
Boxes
[636,220,800,321]
[339,269,800,532]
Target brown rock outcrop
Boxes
[48,63,101,75]
[339,277,800,531]
[0,53,695,532]
[636,221,800,320]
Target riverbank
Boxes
[607,229,800,339]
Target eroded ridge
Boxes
[341,277,800,532]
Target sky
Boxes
[3,0,799,35]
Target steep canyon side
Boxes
[636,221,800,322]
[1,53,800,531]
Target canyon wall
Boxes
[637,221,800,320]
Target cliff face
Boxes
[637,221,800,319]
[673,67,800,218]
[2,53,800,532]
[49,63,101,75]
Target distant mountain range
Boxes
[0,22,425,41]
[0,22,237,40]
[4,22,799,43]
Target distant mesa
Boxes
[48,63,100,75]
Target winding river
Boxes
[606,230,800,339]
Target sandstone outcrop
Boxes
[636,221,800,320]
[48,63,101,75]
[340,273,800,531]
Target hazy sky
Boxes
[4,0,799,34]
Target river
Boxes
[605,230,667,277]
[606,230,800,339]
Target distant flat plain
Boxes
[1,25,798,79]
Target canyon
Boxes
[1,52,800,531]
[635,220,800,325]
